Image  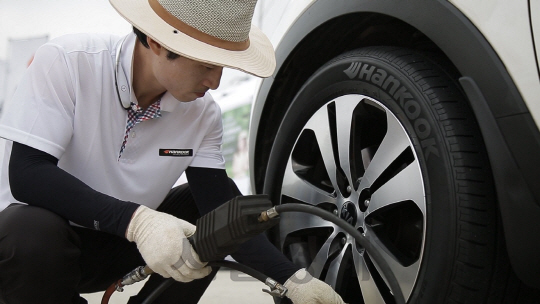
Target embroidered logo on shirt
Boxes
[159,149,193,157]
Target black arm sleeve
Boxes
[8,142,139,237]
[186,166,300,284]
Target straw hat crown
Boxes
[110,0,275,77]
[159,0,256,42]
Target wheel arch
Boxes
[249,0,540,288]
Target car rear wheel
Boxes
[264,47,501,303]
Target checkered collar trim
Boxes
[118,100,162,160]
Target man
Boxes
[0,0,345,303]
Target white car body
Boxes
[450,0,540,126]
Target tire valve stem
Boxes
[258,207,279,222]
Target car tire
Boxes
[264,46,506,303]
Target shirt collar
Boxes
[160,91,179,112]
[117,33,135,106]
[118,33,179,113]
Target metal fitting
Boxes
[258,207,279,222]
[120,266,152,288]
[262,277,288,298]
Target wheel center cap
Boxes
[340,202,358,226]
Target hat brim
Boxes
[110,0,276,77]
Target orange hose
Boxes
[101,279,122,304]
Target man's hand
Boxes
[126,205,211,282]
[284,268,346,304]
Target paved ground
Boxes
[82,269,276,304]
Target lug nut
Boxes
[364,199,370,207]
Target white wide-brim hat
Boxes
[110,0,276,77]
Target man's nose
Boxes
[204,66,223,90]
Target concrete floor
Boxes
[82,269,276,304]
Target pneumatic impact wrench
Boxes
[102,195,284,304]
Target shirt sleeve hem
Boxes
[0,125,65,159]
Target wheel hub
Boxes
[340,202,358,226]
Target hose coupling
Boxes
[262,277,288,298]
[258,207,279,222]
[120,265,152,289]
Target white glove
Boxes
[284,268,346,304]
[126,205,211,282]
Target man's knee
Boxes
[227,177,242,196]
[0,205,83,303]
[0,204,81,268]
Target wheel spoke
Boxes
[367,159,425,216]
[334,96,361,186]
[324,244,350,288]
[305,106,340,191]
[282,158,337,205]
[360,111,411,190]
[353,252,387,304]
[279,211,336,248]
[364,232,419,299]
[307,231,340,278]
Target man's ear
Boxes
[147,37,163,56]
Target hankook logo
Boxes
[344,62,440,160]
[159,149,193,157]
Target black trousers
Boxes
[0,183,219,304]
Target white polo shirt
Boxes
[0,32,225,211]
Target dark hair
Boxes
[133,26,180,60]
[133,26,150,48]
